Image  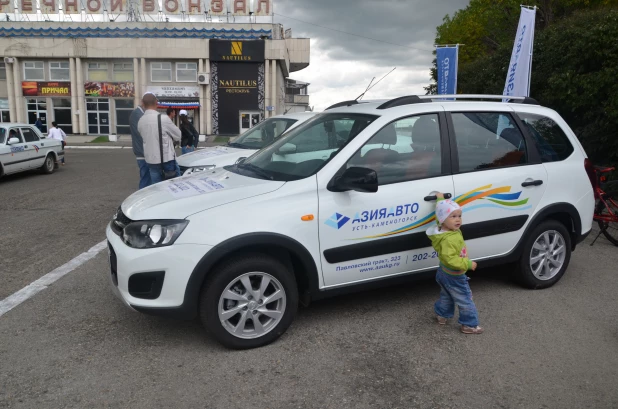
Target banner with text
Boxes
[22,82,71,97]
[503,7,536,98]
[147,86,199,98]
[84,82,134,97]
[16,0,272,15]
[436,46,458,95]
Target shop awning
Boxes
[157,102,201,110]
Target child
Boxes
[426,193,483,334]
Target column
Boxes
[271,59,277,117]
[140,58,147,99]
[76,58,87,135]
[5,61,15,122]
[13,57,23,123]
[133,58,140,106]
[198,58,205,135]
[264,59,270,118]
[70,57,79,134]
[205,58,212,135]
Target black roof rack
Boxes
[325,100,360,110]
[376,95,426,110]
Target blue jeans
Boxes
[148,160,181,185]
[434,268,479,327]
[137,159,152,190]
[181,146,195,155]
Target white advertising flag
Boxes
[503,7,536,98]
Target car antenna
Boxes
[356,77,375,101]
[355,67,397,101]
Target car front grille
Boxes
[111,207,132,237]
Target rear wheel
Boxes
[596,198,618,246]
[40,155,55,174]
[517,220,571,289]
[200,254,298,349]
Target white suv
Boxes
[177,112,317,176]
[107,95,594,349]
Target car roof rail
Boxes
[377,94,540,109]
[325,100,360,110]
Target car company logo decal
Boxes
[325,213,350,229]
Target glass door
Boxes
[114,99,134,134]
[86,98,110,135]
[52,98,73,135]
[27,98,48,133]
[239,111,261,134]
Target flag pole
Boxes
[527,6,537,96]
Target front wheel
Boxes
[200,254,298,349]
[517,220,572,289]
[596,198,618,246]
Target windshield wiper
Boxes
[237,163,274,180]
[228,142,251,149]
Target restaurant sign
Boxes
[22,81,71,97]
[84,82,135,97]
[146,86,200,98]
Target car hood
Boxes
[121,168,285,220]
[176,146,257,168]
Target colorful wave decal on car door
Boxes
[358,184,530,239]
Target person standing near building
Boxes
[138,93,181,184]
[129,97,151,189]
[47,122,66,165]
[35,117,43,133]
[179,110,199,155]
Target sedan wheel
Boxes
[41,155,55,174]
[529,230,566,280]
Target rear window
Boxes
[517,113,574,162]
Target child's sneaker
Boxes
[461,325,484,334]
[436,316,447,325]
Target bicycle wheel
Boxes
[596,197,618,246]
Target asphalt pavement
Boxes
[1,150,617,409]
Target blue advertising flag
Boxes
[436,46,459,95]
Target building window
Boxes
[151,62,172,82]
[176,62,197,82]
[113,62,134,81]
[53,98,73,135]
[24,61,45,81]
[0,98,10,122]
[88,62,108,81]
[115,99,134,134]
[49,61,70,81]
[0,63,6,80]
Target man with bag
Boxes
[137,93,181,184]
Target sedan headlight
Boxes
[183,165,216,175]
[122,220,189,249]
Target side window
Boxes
[516,113,574,162]
[347,114,443,185]
[21,128,39,143]
[8,128,23,143]
[452,112,527,172]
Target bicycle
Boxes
[590,165,618,246]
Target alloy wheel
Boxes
[218,272,286,339]
[529,230,566,280]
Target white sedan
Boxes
[178,112,317,175]
[0,123,64,178]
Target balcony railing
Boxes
[285,94,310,104]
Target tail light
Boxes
[584,158,598,190]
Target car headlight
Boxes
[183,165,216,175]
[122,220,189,249]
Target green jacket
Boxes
[426,216,472,275]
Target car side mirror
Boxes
[328,167,378,193]
[7,137,20,145]
[276,143,297,155]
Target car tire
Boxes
[199,253,298,349]
[517,220,572,289]
[40,154,55,174]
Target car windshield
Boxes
[0,128,5,144]
[229,118,298,150]
[226,113,378,182]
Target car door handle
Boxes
[521,180,544,187]
[424,193,452,201]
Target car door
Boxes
[447,109,548,260]
[3,127,29,174]
[20,127,45,169]
[318,112,455,287]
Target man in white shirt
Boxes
[137,93,181,184]
[47,122,66,165]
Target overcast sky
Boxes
[274,0,470,111]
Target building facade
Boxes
[0,22,310,135]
